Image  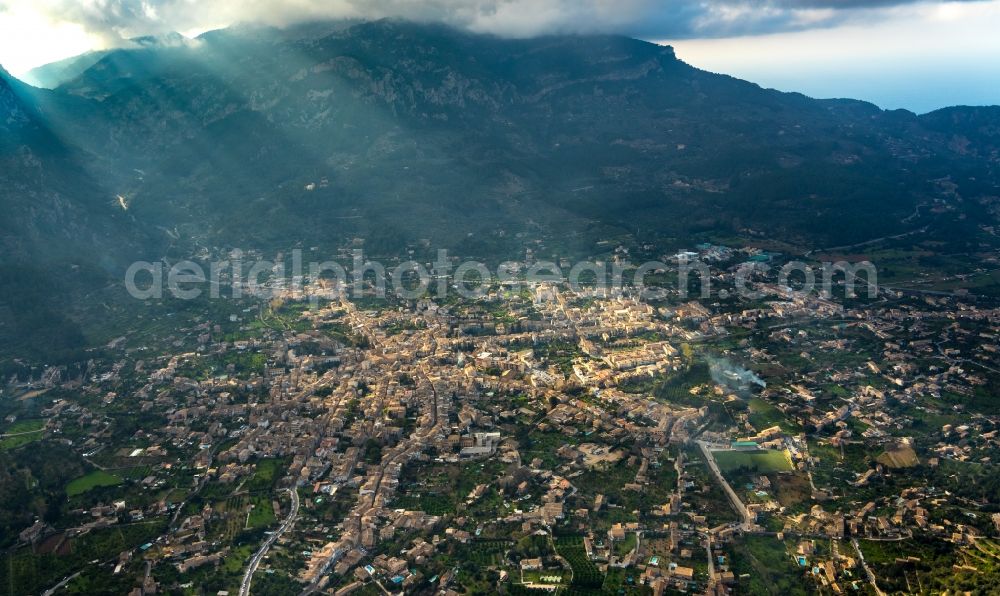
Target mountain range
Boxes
[1,19,999,362]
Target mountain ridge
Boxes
[5,20,999,254]
[20,32,197,89]
[1,19,999,361]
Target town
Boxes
[3,242,1000,596]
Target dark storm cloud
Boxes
[15,0,989,42]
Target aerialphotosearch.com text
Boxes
[125,249,877,303]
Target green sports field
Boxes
[66,470,123,496]
[712,449,793,473]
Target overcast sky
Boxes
[1,0,998,112]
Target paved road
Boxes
[0,428,44,438]
[41,571,81,596]
[695,441,755,529]
[705,533,716,584]
[240,487,300,596]
[168,443,221,530]
[804,225,928,257]
[852,538,885,596]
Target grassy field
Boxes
[246,494,277,529]
[614,532,638,557]
[771,473,812,511]
[0,433,42,451]
[222,544,256,574]
[1,418,45,434]
[729,535,811,596]
[0,418,46,451]
[245,458,286,492]
[66,470,123,496]
[713,449,792,474]
[747,398,798,432]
